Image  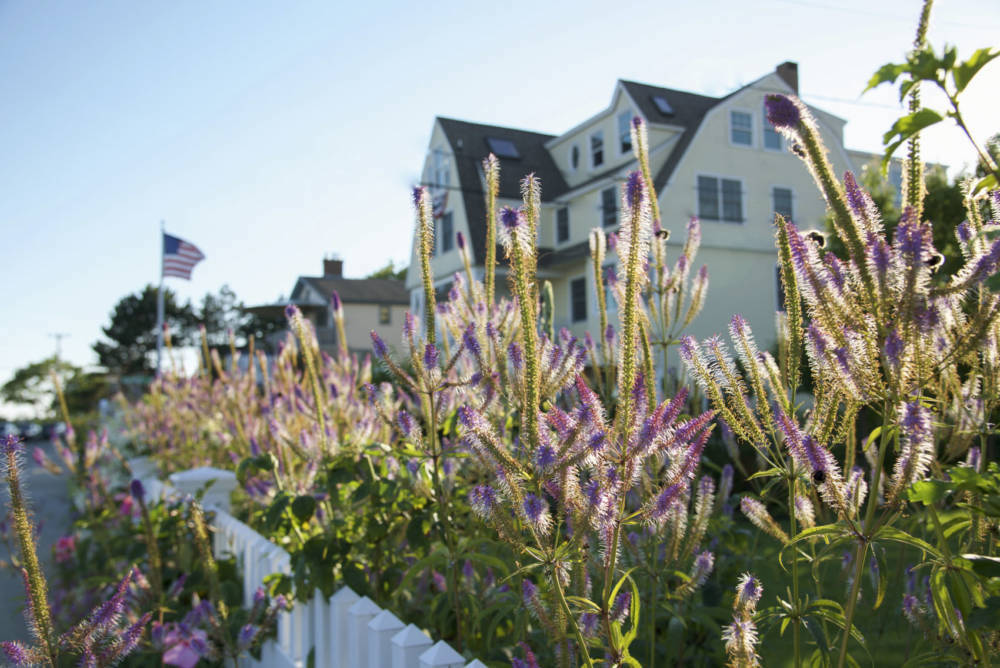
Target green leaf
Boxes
[747,467,783,481]
[971,173,998,195]
[871,526,942,560]
[907,479,953,505]
[880,109,946,169]
[961,553,1000,580]
[872,546,888,610]
[802,614,830,658]
[952,47,1000,93]
[786,523,849,547]
[290,495,316,524]
[864,62,908,91]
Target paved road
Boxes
[0,438,72,645]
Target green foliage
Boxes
[93,284,196,377]
[365,260,408,281]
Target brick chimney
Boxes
[776,61,799,94]
[323,258,343,278]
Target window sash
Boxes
[722,179,742,222]
[556,207,570,243]
[697,176,719,220]
[441,212,454,252]
[601,188,618,227]
[731,111,752,145]
[591,132,604,167]
[772,188,793,220]
[571,278,587,322]
[618,111,632,153]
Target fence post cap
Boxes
[168,466,236,485]
[347,595,381,616]
[391,623,432,648]
[329,586,359,604]
[418,640,465,666]
[368,609,404,632]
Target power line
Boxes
[771,0,1000,31]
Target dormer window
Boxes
[651,95,674,116]
[486,137,520,158]
[591,131,604,168]
[617,110,633,154]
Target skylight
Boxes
[486,137,520,158]
[651,95,674,116]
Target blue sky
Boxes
[1,0,998,402]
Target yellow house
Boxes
[407,63,879,354]
[251,258,409,356]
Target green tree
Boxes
[0,357,109,419]
[366,260,407,281]
[93,284,196,377]
[826,159,965,280]
[197,284,284,354]
[1,357,76,417]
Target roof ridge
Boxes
[436,116,556,139]
[618,79,721,103]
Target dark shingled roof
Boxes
[437,117,570,265]
[618,80,723,192]
[437,80,737,266]
[301,277,409,305]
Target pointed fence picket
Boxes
[138,468,475,668]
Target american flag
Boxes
[162,233,205,280]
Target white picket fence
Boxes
[132,461,484,668]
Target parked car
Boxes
[1,422,20,439]
[19,423,43,440]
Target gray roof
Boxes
[301,276,409,305]
[618,80,724,192]
[436,80,740,266]
[437,117,570,265]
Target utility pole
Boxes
[49,332,69,360]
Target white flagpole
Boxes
[156,220,165,375]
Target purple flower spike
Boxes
[469,484,497,519]
[129,478,145,502]
[456,230,466,250]
[765,94,801,129]
[370,331,388,359]
[522,579,538,605]
[625,170,645,205]
[2,435,22,455]
[499,206,522,231]
[0,641,29,666]
[237,624,257,651]
[580,612,600,637]
[330,290,342,313]
[632,115,644,130]
[884,329,903,369]
[412,186,426,207]
[284,304,299,320]
[423,343,438,368]
[462,325,482,358]
[507,342,524,371]
[610,590,631,622]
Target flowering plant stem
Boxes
[837,400,891,668]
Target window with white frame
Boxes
[441,212,454,252]
[618,110,633,154]
[570,277,587,322]
[697,176,743,223]
[730,111,753,146]
[431,148,449,187]
[556,207,570,243]
[601,187,618,227]
[772,187,793,221]
[570,145,580,171]
[763,103,782,150]
[591,131,604,168]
